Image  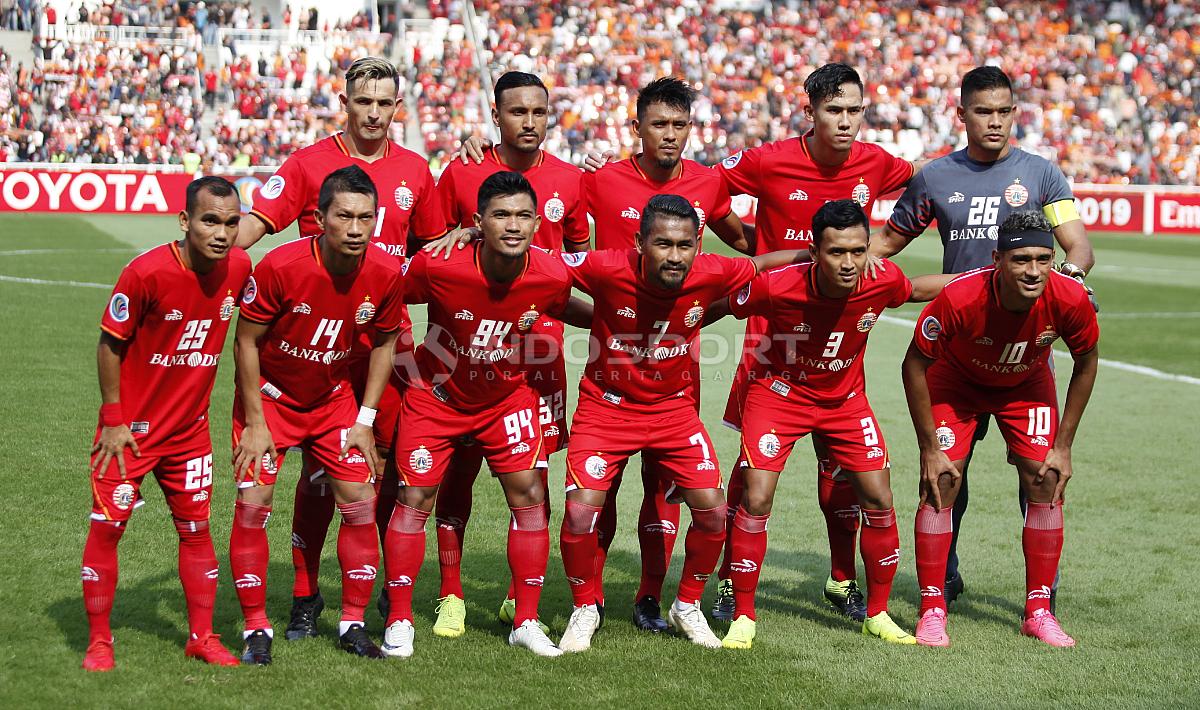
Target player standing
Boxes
[382,172,583,658]
[901,211,1098,647]
[709,200,952,649]
[235,57,445,640]
[82,177,251,671]
[425,71,586,637]
[555,195,802,652]
[712,63,918,623]
[874,66,1095,607]
[230,166,406,663]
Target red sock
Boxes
[728,508,768,620]
[718,458,746,580]
[508,504,549,626]
[594,480,619,606]
[175,519,218,638]
[230,501,272,631]
[383,503,429,624]
[818,472,860,582]
[561,500,602,607]
[677,504,728,605]
[914,504,953,613]
[635,463,681,601]
[1023,502,1064,616]
[434,455,480,599]
[82,519,125,643]
[290,476,334,598]
[336,498,378,623]
[507,469,552,601]
[860,508,900,617]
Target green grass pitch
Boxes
[0,213,1197,708]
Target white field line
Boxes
[0,274,111,288]
[878,314,1200,386]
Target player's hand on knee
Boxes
[918,450,959,512]
[234,424,276,484]
[459,135,491,164]
[90,425,140,479]
[583,150,615,173]
[342,423,380,476]
[1038,446,1072,505]
[423,226,478,259]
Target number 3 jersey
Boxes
[728,260,913,405]
[914,267,1099,389]
[402,243,573,411]
[99,242,252,454]
[239,237,406,409]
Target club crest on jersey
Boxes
[112,483,135,510]
[241,276,258,305]
[409,446,433,474]
[584,455,608,480]
[1004,180,1029,207]
[722,151,743,169]
[921,315,942,341]
[109,293,130,323]
[260,175,286,200]
[518,309,539,332]
[355,297,376,325]
[684,303,705,328]
[1035,329,1059,347]
[758,432,781,458]
[857,309,878,333]
[220,292,236,321]
[852,179,871,207]
[394,184,414,211]
[544,194,566,223]
[935,424,955,451]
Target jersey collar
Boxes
[490,145,544,171]
[473,239,530,283]
[333,131,392,160]
[630,154,684,185]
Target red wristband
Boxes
[100,402,124,427]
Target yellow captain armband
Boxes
[1042,199,1080,228]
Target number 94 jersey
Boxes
[914,267,1099,388]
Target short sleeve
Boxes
[913,294,953,360]
[372,268,407,333]
[250,155,307,234]
[709,173,733,221]
[880,148,916,194]
[559,250,598,295]
[100,264,147,340]
[887,263,914,308]
[1057,281,1099,355]
[410,166,449,240]
[886,170,933,238]
[238,258,281,325]
[716,145,763,197]
[435,161,464,231]
[728,270,772,319]
[1039,161,1075,207]
[561,171,591,247]
[401,253,431,305]
[717,255,760,297]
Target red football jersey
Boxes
[585,157,733,250]
[729,260,912,405]
[914,268,1100,388]
[250,132,446,256]
[437,147,589,251]
[565,249,758,412]
[239,237,406,409]
[404,242,573,410]
[100,242,252,454]
[717,134,913,251]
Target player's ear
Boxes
[634,233,645,255]
[804,102,814,122]
[491,106,500,127]
[992,250,1001,266]
[631,118,641,135]
[808,242,818,262]
[532,214,542,234]
[956,104,966,124]
[315,208,326,233]
[338,93,348,112]
[178,210,189,234]
[473,211,483,230]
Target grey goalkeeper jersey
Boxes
[887,148,1074,274]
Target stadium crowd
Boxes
[1,0,1196,184]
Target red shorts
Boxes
[525,317,569,454]
[738,380,889,474]
[232,392,374,488]
[566,395,722,492]
[722,315,770,430]
[928,365,1059,463]
[89,433,214,523]
[394,383,546,487]
[349,358,407,451]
